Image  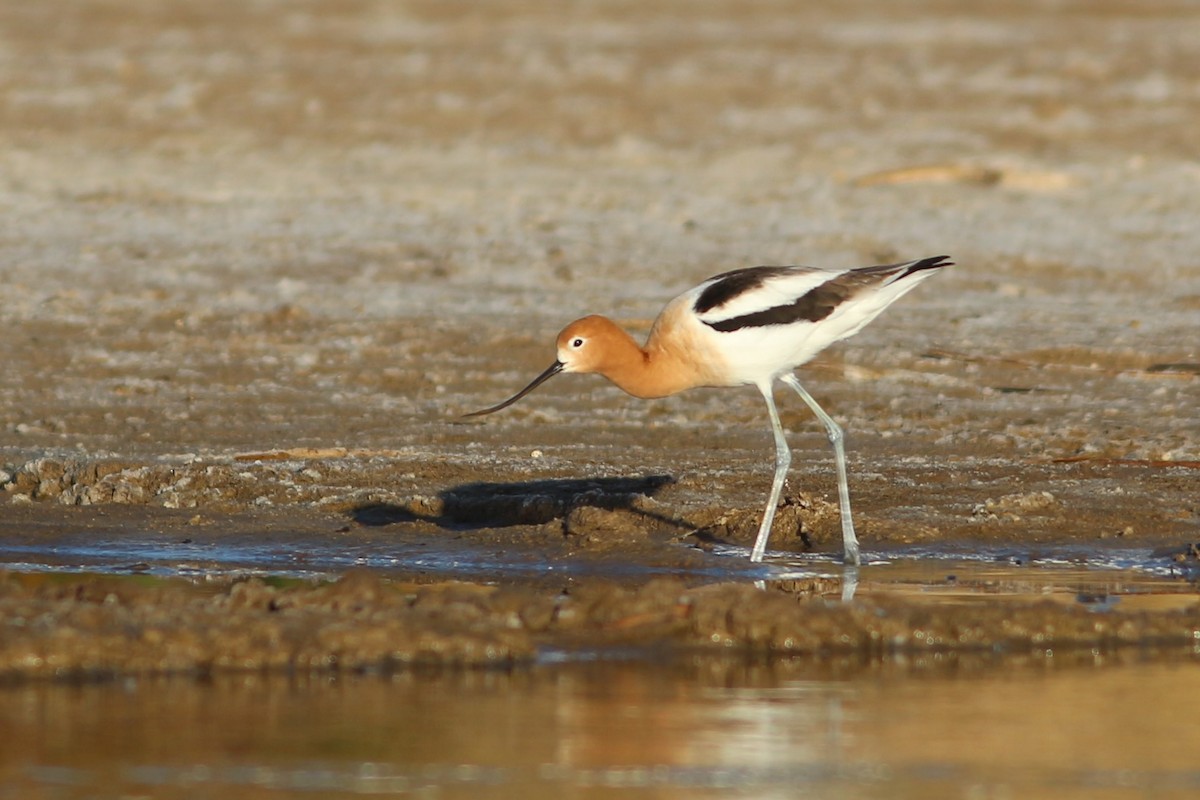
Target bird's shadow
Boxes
[351,474,690,533]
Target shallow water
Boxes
[1,516,1197,578]
[3,653,1200,799]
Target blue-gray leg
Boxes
[780,373,861,566]
[749,382,791,563]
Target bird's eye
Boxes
[571,338,584,348]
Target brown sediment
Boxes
[2,569,1198,681]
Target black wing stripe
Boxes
[703,281,849,332]
[692,266,795,315]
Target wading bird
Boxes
[466,255,952,566]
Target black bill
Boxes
[462,360,565,417]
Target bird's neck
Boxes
[598,326,703,400]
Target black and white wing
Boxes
[693,256,951,334]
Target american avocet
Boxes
[466,255,952,566]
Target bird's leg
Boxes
[780,373,861,566]
[750,383,791,562]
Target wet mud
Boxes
[2,0,1200,680]
[2,564,1199,682]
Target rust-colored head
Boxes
[463,316,627,418]
[552,315,630,376]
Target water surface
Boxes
[3,654,1199,799]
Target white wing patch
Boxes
[692,267,844,326]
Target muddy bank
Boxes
[2,568,1198,681]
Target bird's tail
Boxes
[885,254,954,284]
